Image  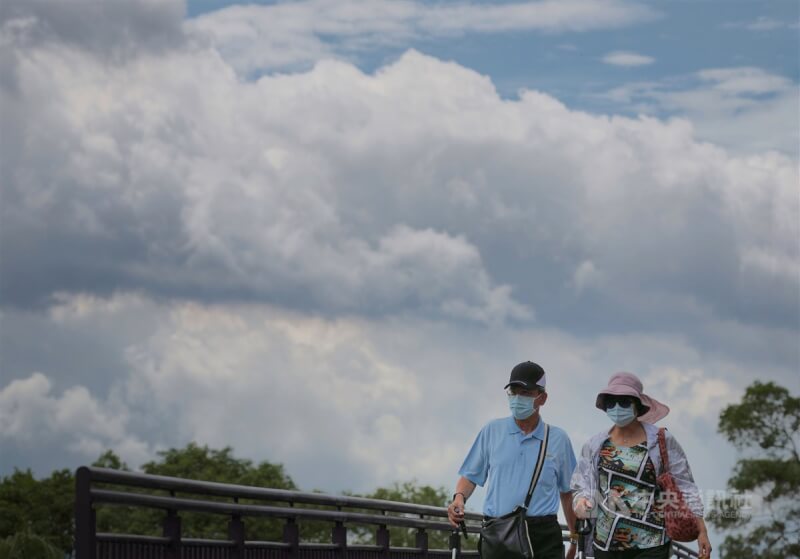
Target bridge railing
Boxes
[74,466,698,559]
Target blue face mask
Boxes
[508,394,537,420]
[606,403,636,426]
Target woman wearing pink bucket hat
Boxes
[569,372,711,559]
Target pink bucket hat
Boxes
[595,372,670,423]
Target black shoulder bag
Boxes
[479,423,550,559]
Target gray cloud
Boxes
[1,22,797,337]
[0,7,797,545]
[0,0,185,56]
[1,294,794,500]
[1,40,533,323]
[0,295,162,394]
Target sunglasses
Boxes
[603,395,638,410]
[506,387,542,398]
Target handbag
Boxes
[656,427,700,542]
[479,424,550,559]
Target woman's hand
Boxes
[697,531,711,558]
[574,497,593,519]
[695,517,712,558]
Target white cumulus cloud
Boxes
[0,372,153,466]
[3,293,787,499]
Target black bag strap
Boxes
[522,423,550,510]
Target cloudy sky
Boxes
[0,0,798,544]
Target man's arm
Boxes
[447,477,476,527]
[560,491,577,533]
[560,491,578,559]
[560,490,578,532]
[557,431,579,551]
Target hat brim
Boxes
[638,395,670,423]
[505,380,543,390]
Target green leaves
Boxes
[1,443,458,554]
[712,381,800,558]
[0,532,63,559]
[718,381,800,460]
[715,519,800,559]
[93,450,129,471]
[727,458,800,501]
[349,481,452,549]
[0,469,73,553]
[94,443,297,541]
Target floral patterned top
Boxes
[593,438,667,551]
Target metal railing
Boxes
[74,466,698,558]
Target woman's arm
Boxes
[570,439,597,514]
[664,431,704,517]
[695,516,712,559]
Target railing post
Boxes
[376,524,390,557]
[283,518,300,555]
[163,510,182,559]
[74,467,96,559]
[415,527,428,557]
[448,531,461,559]
[332,521,347,554]
[229,515,245,559]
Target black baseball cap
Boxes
[504,361,546,390]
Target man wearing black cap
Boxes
[447,361,579,559]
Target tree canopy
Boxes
[94,443,298,542]
[0,468,73,553]
[0,532,63,559]
[349,481,466,549]
[710,381,800,558]
[0,443,456,554]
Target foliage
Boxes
[1,443,470,553]
[348,481,475,551]
[0,444,299,553]
[93,449,129,470]
[0,531,63,559]
[710,381,800,559]
[0,468,73,553]
[95,443,297,541]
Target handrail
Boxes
[90,488,473,533]
[84,466,483,521]
[76,466,699,559]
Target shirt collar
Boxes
[507,416,546,439]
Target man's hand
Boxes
[574,497,593,519]
[565,542,576,559]
[447,494,466,528]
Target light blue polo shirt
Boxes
[458,417,577,517]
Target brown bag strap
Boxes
[657,427,670,472]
